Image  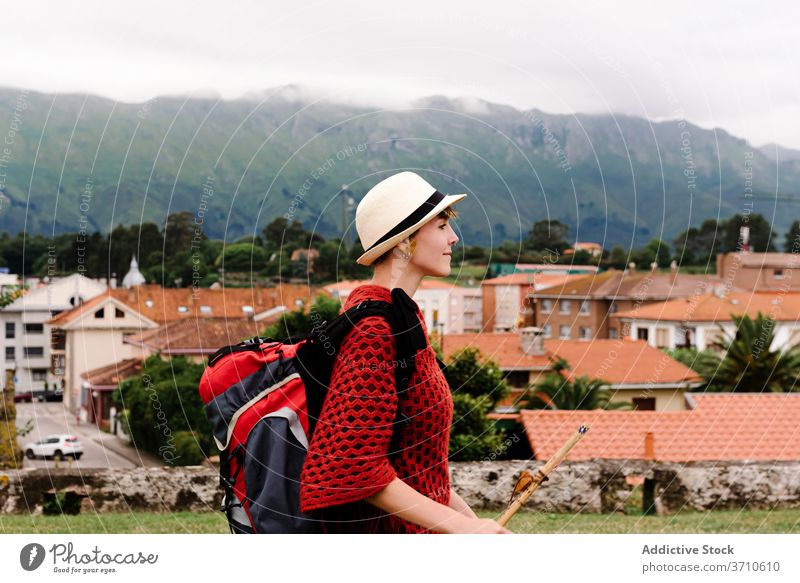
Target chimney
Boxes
[110,277,117,289]
[644,432,655,460]
[670,260,678,284]
[740,225,750,252]
[519,326,545,356]
[650,261,658,272]
[626,262,636,275]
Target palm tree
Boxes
[520,359,631,410]
[706,313,800,392]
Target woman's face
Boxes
[408,213,459,277]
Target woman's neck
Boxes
[370,263,424,298]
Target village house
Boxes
[530,263,727,342]
[443,328,701,412]
[46,261,316,420]
[717,250,800,292]
[613,288,800,351]
[324,279,483,334]
[1,273,107,399]
[481,272,587,333]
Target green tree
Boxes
[604,245,630,269]
[525,219,570,254]
[634,238,671,270]
[261,294,341,340]
[112,355,213,465]
[664,347,722,391]
[673,219,721,266]
[215,242,268,272]
[520,358,631,410]
[785,220,800,253]
[442,347,510,461]
[704,313,800,392]
[722,213,776,253]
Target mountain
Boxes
[1,86,799,249]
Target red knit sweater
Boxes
[299,284,454,533]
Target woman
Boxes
[299,171,511,534]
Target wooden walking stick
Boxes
[497,424,590,527]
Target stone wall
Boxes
[2,459,799,516]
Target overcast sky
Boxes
[4,0,799,148]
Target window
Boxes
[775,269,784,280]
[115,307,125,318]
[432,309,439,326]
[637,328,649,341]
[579,300,590,315]
[94,308,104,319]
[609,328,619,339]
[633,397,656,411]
[25,323,44,334]
[145,300,154,308]
[579,326,591,340]
[200,305,212,314]
[540,299,553,313]
[559,325,570,339]
[177,306,189,313]
[5,322,14,338]
[656,327,670,348]
[32,369,48,381]
[241,305,254,314]
[24,346,44,357]
[559,300,571,314]
[5,346,14,360]
[609,301,617,314]
[542,324,552,339]
[503,371,530,388]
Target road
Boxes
[14,402,146,469]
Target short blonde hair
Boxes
[372,207,458,266]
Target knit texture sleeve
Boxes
[299,315,399,512]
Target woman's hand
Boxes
[447,517,512,534]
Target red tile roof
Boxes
[124,317,263,355]
[533,269,727,299]
[614,290,800,322]
[543,338,703,386]
[47,284,320,326]
[442,333,701,386]
[81,358,143,389]
[442,332,551,370]
[518,393,800,461]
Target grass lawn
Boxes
[478,509,800,534]
[2,509,799,534]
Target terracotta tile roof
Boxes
[81,358,143,388]
[533,269,726,299]
[518,393,800,461]
[615,290,800,322]
[441,333,700,386]
[442,332,551,370]
[543,338,703,386]
[47,284,319,326]
[124,317,263,355]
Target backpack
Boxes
[198,288,437,534]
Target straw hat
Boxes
[355,172,466,266]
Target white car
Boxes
[24,434,84,460]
